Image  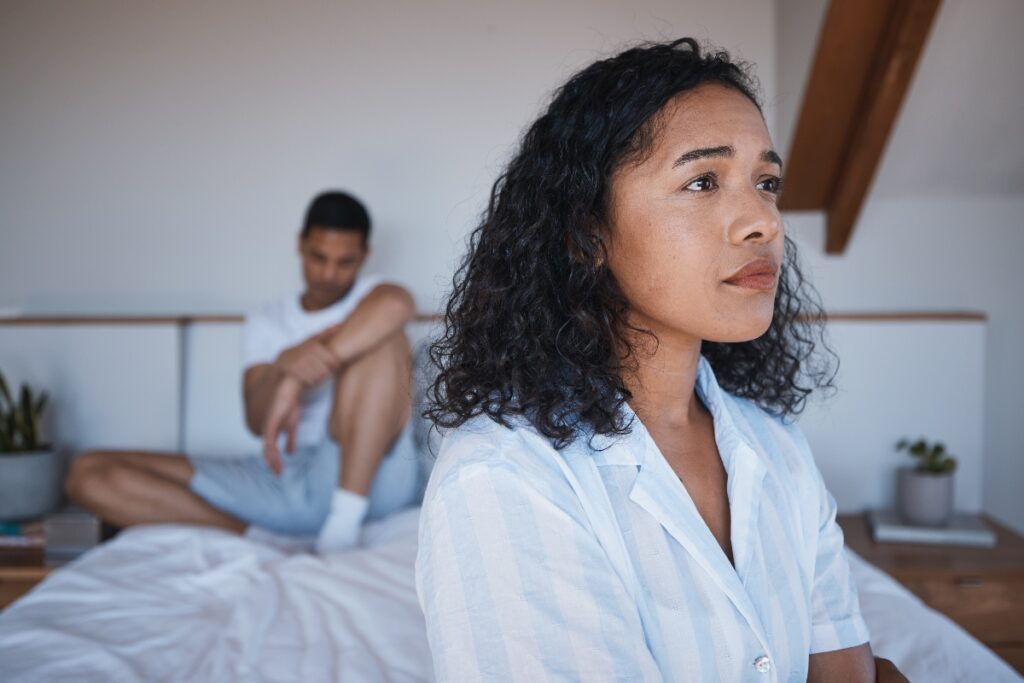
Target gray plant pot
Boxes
[0,449,62,521]
[897,466,954,527]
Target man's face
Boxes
[298,226,368,309]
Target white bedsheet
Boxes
[0,508,1019,682]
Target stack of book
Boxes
[0,505,101,566]
[867,509,997,548]
[0,520,45,566]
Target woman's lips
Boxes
[723,257,779,291]
[723,273,777,290]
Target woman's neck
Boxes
[621,326,705,431]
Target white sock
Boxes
[243,525,316,554]
[315,489,370,555]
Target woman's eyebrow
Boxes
[672,145,784,169]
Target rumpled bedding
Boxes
[0,507,1019,682]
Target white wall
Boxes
[798,319,986,514]
[0,325,180,453]
[0,0,775,315]
[783,199,1024,533]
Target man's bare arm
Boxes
[243,364,284,437]
[319,283,415,365]
[242,284,414,437]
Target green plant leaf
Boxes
[8,411,25,451]
[20,385,37,449]
[0,371,12,413]
[0,378,48,453]
[0,415,13,451]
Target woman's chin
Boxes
[704,313,775,344]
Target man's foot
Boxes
[314,489,369,555]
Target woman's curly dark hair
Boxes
[426,37,837,449]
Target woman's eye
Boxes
[685,174,716,192]
[758,176,784,194]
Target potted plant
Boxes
[0,370,61,521]
[895,437,957,527]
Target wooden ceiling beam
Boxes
[779,0,942,254]
[780,0,894,211]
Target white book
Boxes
[867,509,996,548]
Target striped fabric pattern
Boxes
[416,354,870,682]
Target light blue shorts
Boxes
[188,421,422,536]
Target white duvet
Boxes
[0,508,1019,682]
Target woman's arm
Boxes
[808,643,875,682]
[809,646,909,683]
[790,421,909,682]
[416,459,662,682]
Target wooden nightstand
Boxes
[0,507,105,611]
[838,513,1024,675]
[0,565,51,610]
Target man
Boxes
[66,191,421,554]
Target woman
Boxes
[417,38,906,682]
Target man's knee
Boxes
[328,332,412,443]
[65,451,114,503]
[353,329,412,372]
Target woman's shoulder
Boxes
[698,355,812,466]
[722,390,820,478]
[422,414,576,509]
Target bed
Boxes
[0,507,1019,682]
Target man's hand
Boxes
[261,373,304,476]
[274,326,343,388]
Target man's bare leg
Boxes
[314,330,412,553]
[329,330,413,495]
[65,451,245,533]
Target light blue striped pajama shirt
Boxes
[415,354,870,682]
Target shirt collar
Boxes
[591,354,750,468]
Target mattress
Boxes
[0,508,1019,682]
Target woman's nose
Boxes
[727,189,781,244]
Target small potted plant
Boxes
[895,437,957,527]
[0,370,60,521]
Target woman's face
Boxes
[605,83,785,348]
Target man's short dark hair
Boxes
[301,191,371,243]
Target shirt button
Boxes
[753,655,772,673]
